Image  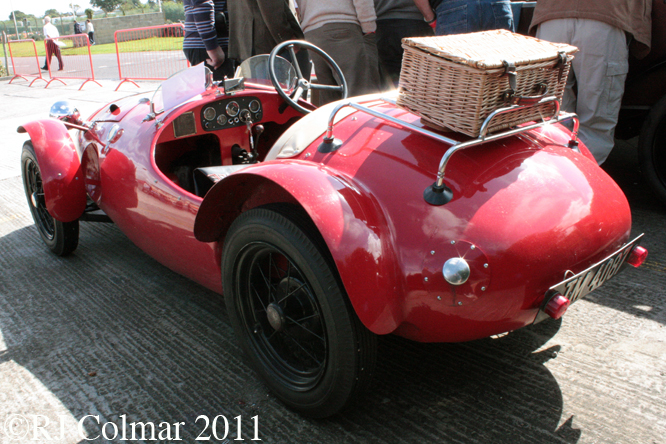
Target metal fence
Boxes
[7,39,46,86]
[44,34,101,90]
[115,23,189,90]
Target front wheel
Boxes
[222,207,376,418]
[638,94,666,206]
[21,141,79,256]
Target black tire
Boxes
[21,141,79,256]
[222,207,376,418]
[638,94,666,206]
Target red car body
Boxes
[18,53,645,416]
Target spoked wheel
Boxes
[21,141,79,256]
[223,207,376,418]
[638,94,666,206]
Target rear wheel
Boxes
[222,207,376,418]
[638,94,666,206]
[21,141,79,256]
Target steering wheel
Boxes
[269,40,348,114]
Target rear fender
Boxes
[18,120,86,222]
[194,161,404,334]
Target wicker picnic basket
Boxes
[396,30,578,137]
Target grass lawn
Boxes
[1,37,184,59]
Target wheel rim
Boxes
[235,242,327,391]
[25,157,55,240]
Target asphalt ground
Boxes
[3,52,187,83]
[0,78,665,444]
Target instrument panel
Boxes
[200,96,263,131]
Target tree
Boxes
[70,3,81,16]
[91,0,123,16]
[85,8,94,19]
[9,11,27,21]
[44,9,59,18]
[118,0,134,16]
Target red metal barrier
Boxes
[115,24,189,90]
[45,34,101,90]
[7,39,47,86]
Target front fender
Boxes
[18,120,86,222]
[194,161,404,334]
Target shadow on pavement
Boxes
[0,218,573,443]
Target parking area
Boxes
[0,78,665,444]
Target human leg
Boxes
[478,0,514,32]
[538,18,628,164]
[434,0,468,35]
[44,40,54,69]
[305,23,381,104]
[376,18,433,86]
[54,46,64,70]
[537,19,577,114]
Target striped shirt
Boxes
[183,0,229,51]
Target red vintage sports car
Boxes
[18,41,647,418]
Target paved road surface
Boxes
[7,51,189,83]
[0,79,664,443]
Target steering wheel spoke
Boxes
[290,85,306,103]
[288,45,305,81]
[310,83,345,92]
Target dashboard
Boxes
[200,96,263,132]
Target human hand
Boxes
[206,47,226,70]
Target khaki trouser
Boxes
[305,22,382,106]
[538,18,629,165]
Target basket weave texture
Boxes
[396,30,578,137]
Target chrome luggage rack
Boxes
[317,96,580,206]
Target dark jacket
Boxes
[228,0,304,62]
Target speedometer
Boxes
[249,100,261,113]
[226,101,240,117]
[203,106,216,121]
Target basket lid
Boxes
[402,30,578,69]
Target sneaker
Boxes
[41,66,48,70]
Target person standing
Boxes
[374,0,434,86]
[42,16,63,71]
[228,0,309,76]
[412,0,513,36]
[182,0,234,80]
[298,0,383,104]
[529,0,652,165]
[86,20,95,45]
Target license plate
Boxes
[549,234,643,304]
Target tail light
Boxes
[626,245,648,268]
[544,293,570,319]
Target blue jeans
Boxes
[434,0,514,35]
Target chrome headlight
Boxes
[49,100,81,125]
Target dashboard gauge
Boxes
[203,106,216,121]
[249,100,261,113]
[226,101,240,117]
[217,114,227,126]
